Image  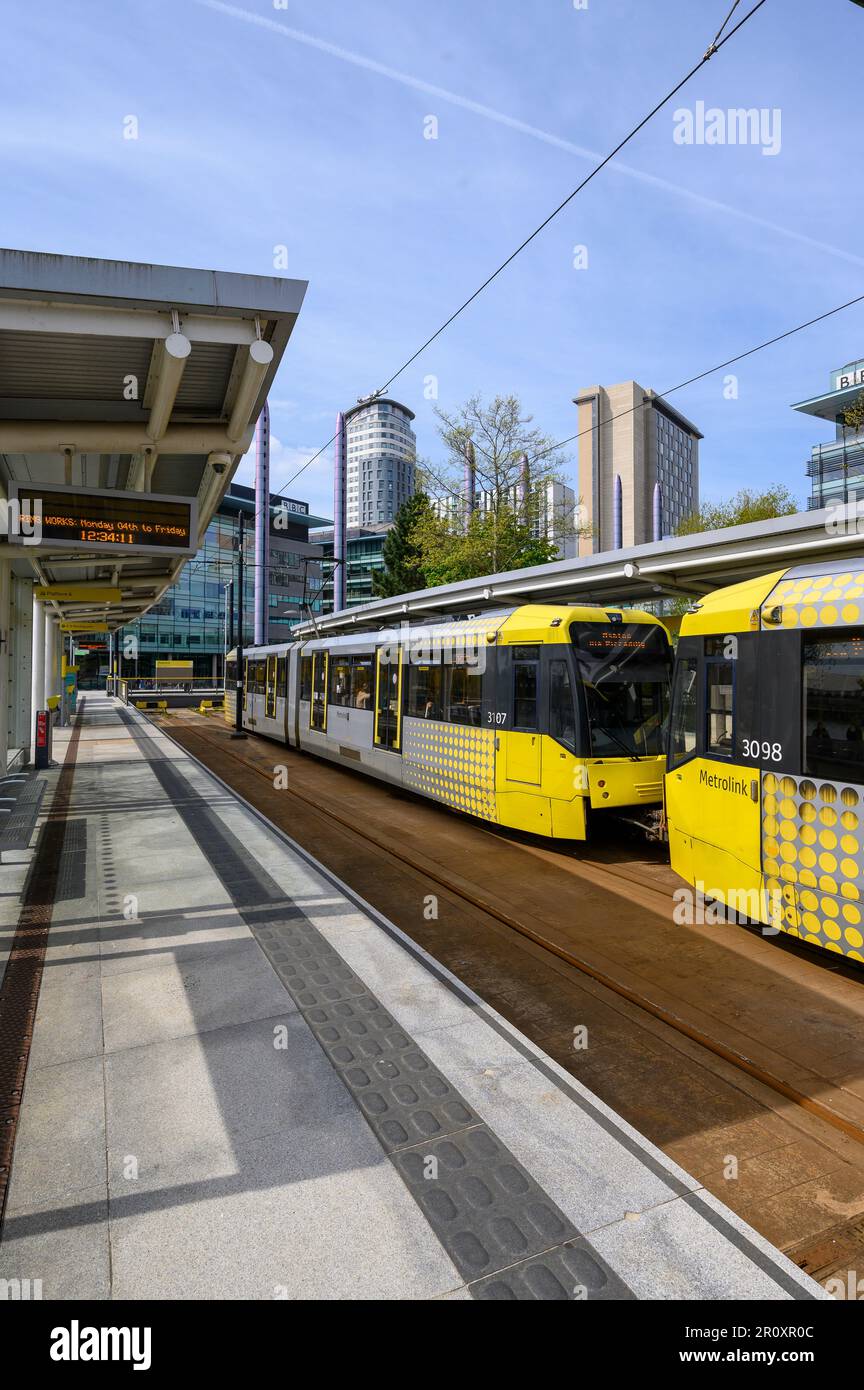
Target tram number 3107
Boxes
[741,738,783,762]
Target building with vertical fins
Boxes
[572,381,701,554]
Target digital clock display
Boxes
[7,485,197,556]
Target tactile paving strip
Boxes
[119,707,634,1300]
[254,916,631,1297]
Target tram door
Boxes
[311,652,328,731]
[506,647,542,785]
[265,656,277,719]
[374,647,402,751]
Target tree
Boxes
[414,393,587,580]
[410,503,558,588]
[372,491,433,597]
[843,390,864,436]
[676,484,798,536]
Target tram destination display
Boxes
[6,483,197,557]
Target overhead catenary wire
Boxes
[273,0,769,502]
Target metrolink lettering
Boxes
[50,1320,151,1371]
[698,768,749,796]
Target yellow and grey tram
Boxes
[226,603,672,840]
[665,558,864,963]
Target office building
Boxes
[115,483,328,679]
[315,524,390,610]
[793,358,864,509]
[573,381,701,554]
[343,398,416,528]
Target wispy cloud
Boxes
[194,0,864,270]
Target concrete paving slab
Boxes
[107,1125,462,1301]
[0,1186,111,1301]
[99,911,251,978]
[5,1056,106,1212]
[104,1011,358,1184]
[26,969,104,1070]
[103,1013,355,1180]
[100,936,295,1051]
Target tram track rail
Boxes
[159,713,864,1154]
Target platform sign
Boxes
[34,585,122,603]
[7,484,197,557]
[61,621,109,633]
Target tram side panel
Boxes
[666,580,864,962]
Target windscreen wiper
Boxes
[590,721,640,762]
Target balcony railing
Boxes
[806,435,864,481]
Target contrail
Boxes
[194,0,864,270]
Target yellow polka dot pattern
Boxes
[403,717,498,822]
[762,770,864,961]
[765,569,864,629]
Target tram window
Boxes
[226,660,237,686]
[277,657,287,692]
[408,663,444,719]
[549,659,576,748]
[669,657,698,766]
[329,658,352,707]
[706,660,734,755]
[351,657,373,709]
[804,633,864,781]
[514,656,539,730]
[447,664,482,726]
[300,656,313,701]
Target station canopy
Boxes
[295,505,861,636]
[0,249,307,630]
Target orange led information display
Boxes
[8,485,197,556]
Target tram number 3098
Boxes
[741,738,783,763]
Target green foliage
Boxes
[372,492,433,597]
[843,390,864,436]
[410,504,558,587]
[676,484,799,536]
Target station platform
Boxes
[0,693,826,1300]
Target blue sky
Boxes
[3,0,863,520]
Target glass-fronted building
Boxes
[315,524,389,610]
[116,483,329,678]
[793,359,864,510]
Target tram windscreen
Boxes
[571,622,671,758]
[803,633,864,783]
